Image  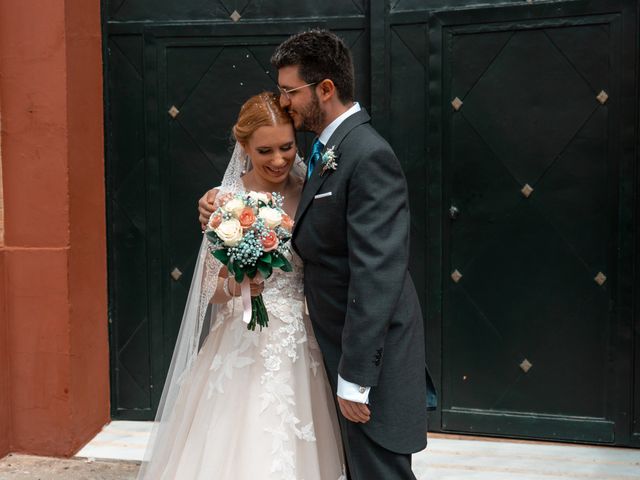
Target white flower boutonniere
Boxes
[320,146,338,176]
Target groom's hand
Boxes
[198,188,218,229]
[337,397,371,423]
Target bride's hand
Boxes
[199,188,218,229]
[249,278,265,297]
[227,277,264,297]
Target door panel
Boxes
[108,0,366,22]
[434,4,633,443]
[105,34,151,416]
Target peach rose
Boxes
[281,213,294,232]
[239,207,256,230]
[261,230,279,252]
[208,213,223,230]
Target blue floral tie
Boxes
[307,139,324,179]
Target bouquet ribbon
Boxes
[240,274,264,324]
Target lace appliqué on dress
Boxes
[258,254,323,479]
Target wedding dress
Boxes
[137,143,345,480]
[140,249,345,480]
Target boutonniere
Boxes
[320,146,338,176]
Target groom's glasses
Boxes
[277,82,318,100]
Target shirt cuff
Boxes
[337,374,370,404]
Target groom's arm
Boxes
[339,144,411,389]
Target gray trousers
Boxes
[338,414,416,480]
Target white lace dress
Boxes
[141,249,345,480]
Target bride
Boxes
[137,92,345,480]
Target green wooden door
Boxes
[104,0,639,446]
[430,1,637,444]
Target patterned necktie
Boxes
[307,139,324,180]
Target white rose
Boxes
[215,218,243,247]
[258,207,282,229]
[222,198,245,218]
[248,191,270,205]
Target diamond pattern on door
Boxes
[444,20,615,432]
[461,30,598,186]
[107,34,153,413]
[107,0,365,22]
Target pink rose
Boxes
[281,213,294,232]
[239,207,256,230]
[261,230,279,252]
[208,213,222,230]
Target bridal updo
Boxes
[232,92,292,145]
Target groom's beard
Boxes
[298,92,325,134]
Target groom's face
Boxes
[277,65,325,134]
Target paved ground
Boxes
[0,454,139,480]
[3,426,640,479]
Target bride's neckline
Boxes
[240,172,294,196]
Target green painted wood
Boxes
[104,0,639,448]
[442,409,615,444]
[424,0,637,446]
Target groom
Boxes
[200,29,435,480]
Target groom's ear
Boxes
[317,79,336,102]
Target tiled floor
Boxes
[412,435,640,480]
[76,421,151,462]
[76,422,640,479]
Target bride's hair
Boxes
[232,92,292,145]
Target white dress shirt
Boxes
[314,102,371,405]
[318,102,361,146]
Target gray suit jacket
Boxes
[293,109,435,454]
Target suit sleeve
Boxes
[338,145,411,387]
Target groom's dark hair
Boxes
[271,29,355,104]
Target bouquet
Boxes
[205,191,294,331]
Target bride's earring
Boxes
[242,154,251,175]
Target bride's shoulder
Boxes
[292,175,304,190]
[283,174,303,197]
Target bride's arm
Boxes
[210,267,238,304]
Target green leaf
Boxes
[280,257,293,272]
[257,263,272,280]
[205,231,219,243]
[212,249,229,265]
[271,255,285,269]
[246,266,257,279]
[234,269,245,284]
[261,253,272,264]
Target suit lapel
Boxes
[294,109,371,229]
